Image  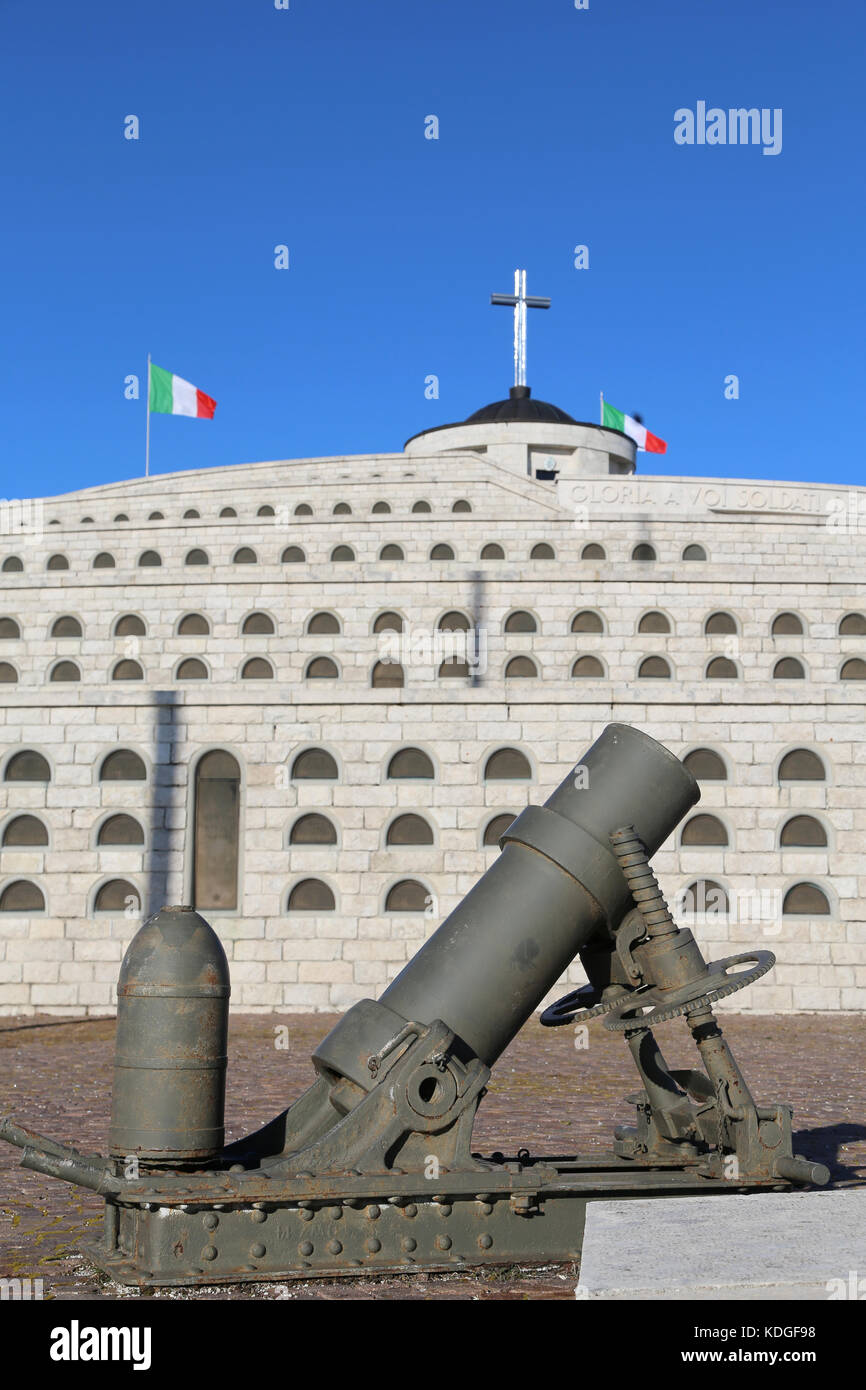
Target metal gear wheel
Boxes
[602,951,776,1032]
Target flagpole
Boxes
[145,354,151,478]
[600,390,603,426]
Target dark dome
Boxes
[465,385,577,426]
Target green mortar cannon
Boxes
[0,722,829,1287]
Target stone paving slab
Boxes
[578,1189,866,1300]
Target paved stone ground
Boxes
[1,1012,863,1301]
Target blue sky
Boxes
[0,0,862,495]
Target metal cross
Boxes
[490,269,550,388]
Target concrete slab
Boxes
[577,1189,866,1300]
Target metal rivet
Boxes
[478,1234,493,1249]
[299,1241,314,1256]
[478,1202,493,1216]
[438,1204,452,1217]
[202,1213,219,1231]
[250,1243,266,1259]
[404,1204,417,1218]
[251,1209,266,1224]
[402,1237,417,1252]
[201,1245,218,1261]
[366,1205,381,1220]
[327,1205,342,1220]
[326,1239,342,1255]
[300,1208,314,1222]
[366,1238,382,1253]
[435,1235,452,1251]
[229,1163,245,1173]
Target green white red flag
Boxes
[602,399,666,454]
[149,363,217,419]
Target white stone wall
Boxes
[0,454,863,1015]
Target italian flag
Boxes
[149,363,217,419]
[602,400,666,453]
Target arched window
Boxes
[292,749,338,780]
[185,549,209,566]
[683,748,727,781]
[531,542,555,559]
[387,748,434,780]
[452,500,472,513]
[504,610,537,633]
[233,547,257,564]
[281,546,305,563]
[772,612,803,635]
[114,614,146,637]
[480,543,504,559]
[385,880,429,911]
[288,879,335,912]
[93,553,116,568]
[632,544,656,561]
[773,658,805,679]
[193,751,240,911]
[438,611,470,631]
[0,663,18,684]
[2,815,48,846]
[51,616,82,638]
[178,613,209,636]
[484,748,531,781]
[372,661,404,688]
[220,507,237,518]
[294,503,313,516]
[678,880,729,916]
[81,516,94,524]
[242,612,275,635]
[430,544,454,560]
[148,511,164,520]
[571,611,603,633]
[438,659,469,677]
[505,656,537,678]
[371,501,391,514]
[386,814,434,846]
[176,658,208,680]
[681,815,728,846]
[483,813,515,846]
[97,814,144,846]
[778,749,825,782]
[704,612,737,635]
[306,657,338,679]
[100,750,146,781]
[333,502,352,515]
[331,545,355,562]
[682,544,706,561]
[50,660,81,682]
[373,611,403,633]
[2,556,23,572]
[290,814,337,845]
[0,880,45,912]
[242,657,274,679]
[257,504,275,517]
[183,509,200,519]
[412,500,431,513]
[46,554,69,570]
[138,551,161,567]
[379,543,404,560]
[94,879,140,913]
[581,543,606,560]
[307,612,340,634]
[572,656,605,678]
[780,815,827,848]
[783,883,830,915]
[706,657,738,679]
[5,751,51,782]
[112,659,143,681]
[638,611,670,634]
[638,656,671,678]
[839,613,866,635]
[841,659,866,681]
[0,618,21,639]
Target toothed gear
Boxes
[602,951,776,1032]
[540,984,635,1027]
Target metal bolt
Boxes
[435,1235,452,1251]
[250,1243,266,1259]
[404,1204,417,1218]
[327,1205,342,1220]
[402,1237,417,1252]
[202,1213,219,1231]
[299,1208,314,1222]
[201,1245,217,1261]
[299,1241,314,1257]
[478,1234,493,1249]
[366,1238,382,1253]
[437,1203,452,1217]
[250,1209,266,1224]
[366,1205,381,1220]
[478,1202,493,1216]
[326,1239,342,1255]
